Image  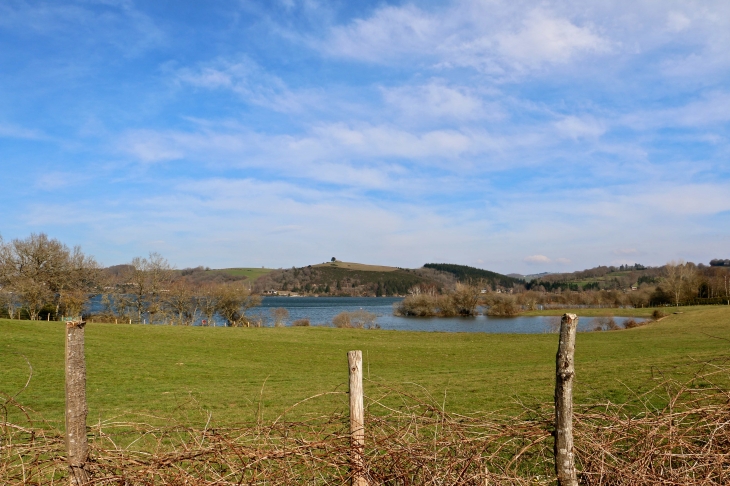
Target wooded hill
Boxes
[423,263,524,288]
[252,262,519,297]
[525,264,663,292]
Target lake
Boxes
[247,297,642,334]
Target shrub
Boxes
[652,309,667,321]
[292,318,310,327]
[396,284,481,317]
[394,295,439,317]
[333,310,379,329]
[594,316,620,331]
[332,312,351,328]
[486,300,521,317]
[623,318,640,329]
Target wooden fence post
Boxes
[554,313,579,486]
[348,350,367,486]
[65,320,90,485]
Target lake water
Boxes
[247,297,642,334]
[87,295,643,333]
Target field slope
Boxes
[1,306,729,426]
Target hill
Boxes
[254,263,453,296]
[311,261,398,272]
[526,264,662,291]
[423,263,524,288]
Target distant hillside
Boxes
[526,263,662,291]
[423,263,523,288]
[311,261,398,272]
[254,263,454,296]
[177,266,272,285]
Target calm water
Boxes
[248,297,642,333]
[88,295,642,333]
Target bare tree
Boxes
[214,282,261,327]
[163,279,197,325]
[0,290,21,319]
[270,307,289,327]
[663,261,696,306]
[0,233,98,320]
[121,253,174,323]
[197,283,219,326]
[449,282,482,316]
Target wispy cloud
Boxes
[318,2,611,74]
[0,122,48,140]
[2,0,729,273]
[175,56,322,113]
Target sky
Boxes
[1,0,729,274]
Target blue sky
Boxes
[1,0,729,274]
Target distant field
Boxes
[1,306,729,428]
[220,267,274,280]
[312,261,398,272]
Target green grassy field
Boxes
[219,267,274,280]
[1,306,729,429]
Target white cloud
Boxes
[524,254,551,264]
[119,121,518,175]
[318,2,611,74]
[323,4,438,63]
[666,11,691,32]
[623,91,730,130]
[553,116,606,139]
[523,255,571,265]
[381,82,497,122]
[496,10,610,67]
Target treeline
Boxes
[423,263,522,288]
[0,233,261,326]
[502,262,729,310]
[396,261,730,317]
[523,262,729,307]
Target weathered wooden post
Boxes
[65,320,90,485]
[348,350,367,486]
[554,313,579,486]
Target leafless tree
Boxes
[196,283,219,326]
[121,253,175,323]
[163,279,198,325]
[270,307,289,327]
[0,233,99,320]
[214,282,261,327]
[0,290,21,319]
[663,261,696,306]
[446,282,481,316]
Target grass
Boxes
[522,307,660,317]
[1,305,729,428]
[219,267,274,280]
